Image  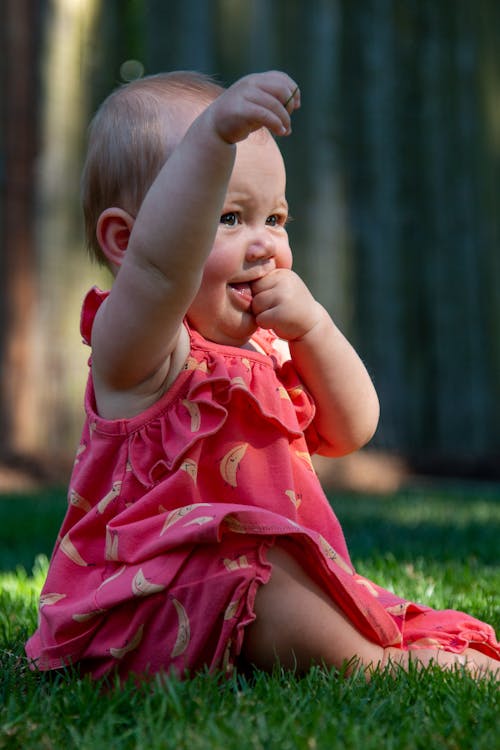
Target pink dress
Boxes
[25,288,500,679]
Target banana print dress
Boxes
[25,287,500,680]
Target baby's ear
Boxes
[96,208,135,268]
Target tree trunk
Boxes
[0,0,39,458]
[34,0,105,467]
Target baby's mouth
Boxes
[229,282,253,299]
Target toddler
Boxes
[26,70,500,681]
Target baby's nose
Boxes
[245,234,275,263]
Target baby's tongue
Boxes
[230,282,253,297]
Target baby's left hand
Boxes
[251,269,323,341]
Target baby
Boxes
[26,71,500,681]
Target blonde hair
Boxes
[81,71,224,265]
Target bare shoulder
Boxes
[91,321,191,421]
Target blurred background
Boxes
[1,0,499,491]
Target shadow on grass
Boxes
[329,484,500,565]
[0,488,67,572]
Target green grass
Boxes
[0,485,499,749]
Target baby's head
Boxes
[81,71,224,266]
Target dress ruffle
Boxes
[127,348,318,488]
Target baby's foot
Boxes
[381,646,500,681]
[460,647,500,681]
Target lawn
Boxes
[0,484,499,749]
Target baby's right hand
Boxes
[207,71,300,144]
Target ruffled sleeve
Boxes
[277,359,321,454]
[80,286,109,346]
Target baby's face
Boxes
[187,134,292,346]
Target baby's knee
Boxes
[242,544,385,675]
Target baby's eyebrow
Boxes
[222,195,289,217]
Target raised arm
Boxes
[90,72,300,416]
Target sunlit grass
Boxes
[0,555,48,645]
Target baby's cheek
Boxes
[280,248,293,270]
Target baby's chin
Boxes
[187,315,258,349]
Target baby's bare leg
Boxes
[242,544,386,675]
[242,545,500,680]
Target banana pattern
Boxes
[355,577,380,597]
[285,489,302,509]
[230,376,247,388]
[39,593,66,607]
[181,399,201,431]
[131,568,166,597]
[221,639,233,675]
[385,602,410,617]
[408,637,442,648]
[183,515,215,527]
[110,623,144,659]
[318,535,353,575]
[97,481,122,514]
[160,503,211,535]
[287,385,304,399]
[184,356,208,372]
[224,599,240,620]
[105,527,120,561]
[223,514,248,534]
[171,598,190,658]
[295,450,315,472]
[180,458,198,483]
[60,533,88,567]
[98,565,126,589]
[223,555,250,571]
[277,385,290,400]
[219,443,248,487]
[72,609,106,623]
[68,488,92,513]
[74,443,87,464]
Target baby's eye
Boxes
[266,214,284,227]
[220,212,238,226]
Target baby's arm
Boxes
[91,72,300,412]
[289,306,380,456]
[251,270,379,456]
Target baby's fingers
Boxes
[214,71,300,142]
[284,85,300,115]
[251,72,301,134]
